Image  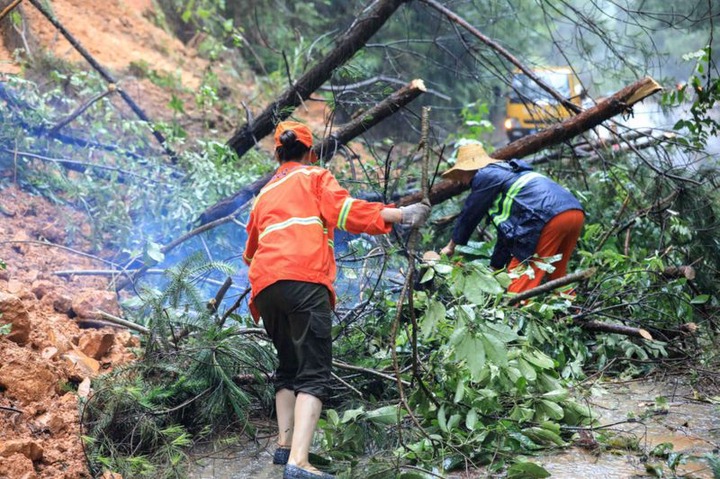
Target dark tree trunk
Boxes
[226,0,410,157]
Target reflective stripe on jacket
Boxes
[243,161,393,322]
[451,159,583,268]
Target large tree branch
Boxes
[398,77,663,206]
[227,0,410,156]
[199,79,427,225]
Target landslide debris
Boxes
[0,185,138,479]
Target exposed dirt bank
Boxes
[0,185,139,479]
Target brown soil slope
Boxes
[0,2,204,478]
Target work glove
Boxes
[399,202,431,228]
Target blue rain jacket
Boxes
[452,159,583,268]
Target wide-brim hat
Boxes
[442,144,499,181]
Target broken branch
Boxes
[398,77,663,207]
[507,268,596,306]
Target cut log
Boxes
[199,79,427,225]
[227,0,410,157]
[578,320,654,340]
[398,77,663,206]
[507,268,596,306]
[662,265,696,281]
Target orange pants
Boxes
[507,209,584,294]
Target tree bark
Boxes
[577,320,653,340]
[662,265,696,281]
[226,0,409,156]
[398,77,663,206]
[507,268,596,306]
[199,79,427,225]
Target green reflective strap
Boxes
[337,198,354,231]
[491,172,544,227]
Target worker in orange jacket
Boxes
[243,120,430,479]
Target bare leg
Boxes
[276,388,295,447]
[287,392,322,471]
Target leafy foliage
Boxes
[81,256,275,477]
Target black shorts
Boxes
[254,280,333,402]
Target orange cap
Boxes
[274,121,314,149]
[274,121,318,163]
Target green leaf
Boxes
[691,294,710,304]
[483,322,518,343]
[366,405,403,425]
[454,378,466,404]
[458,337,486,380]
[421,300,445,340]
[326,409,340,427]
[433,263,454,275]
[341,408,364,424]
[481,332,507,366]
[541,389,569,401]
[438,404,448,432]
[468,270,504,295]
[507,461,551,478]
[145,241,165,264]
[523,350,555,370]
[539,399,565,420]
[522,427,566,446]
[420,267,435,284]
[465,408,478,430]
[516,358,537,382]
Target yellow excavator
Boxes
[504,67,585,142]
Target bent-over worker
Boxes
[243,120,430,479]
[440,143,584,294]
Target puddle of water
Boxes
[189,439,282,479]
[188,379,720,478]
[533,378,720,479]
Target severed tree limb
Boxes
[26,0,178,163]
[398,77,663,207]
[0,0,23,22]
[47,87,115,136]
[3,148,163,184]
[95,310,150,334]
[662,265,696,281]
[0,405,23,414]
[507,268,596,306]
[421,0,581,114]
[577,320,653,340]
[199,79,427,225]
[227,0,410,156]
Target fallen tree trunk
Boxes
[227,0,409,157]
[398,77,663,206]
[199,79,427,225]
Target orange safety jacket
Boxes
[243,161,393,322]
